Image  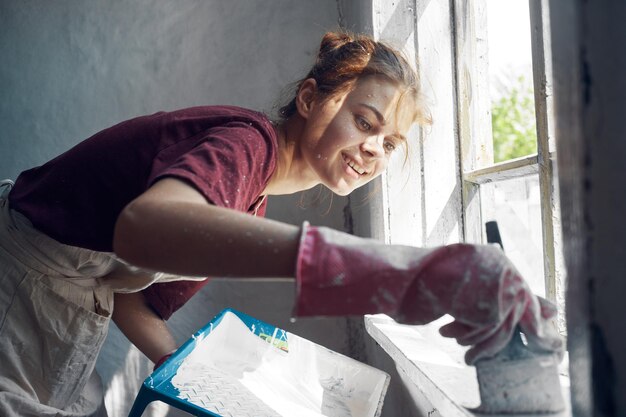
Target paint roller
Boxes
[472,221,565,414]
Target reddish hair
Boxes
[279,31,431,127]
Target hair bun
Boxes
[319,32,354,56]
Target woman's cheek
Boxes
[375,159,388,176]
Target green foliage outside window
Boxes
[491,75,537,162]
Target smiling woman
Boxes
[271,32,430,197]
[0,30,561,417]
[275,75,415,196]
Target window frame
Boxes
[354,1,571,413]
[457,0,564,313]
[350,0,565,326]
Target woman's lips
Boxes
[342,153,367,176]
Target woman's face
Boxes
[299,75,413,196]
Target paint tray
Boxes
[128,308,390,417]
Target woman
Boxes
[0,32,561,416]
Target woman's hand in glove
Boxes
[295,223,563,364]
[409,243,563,364]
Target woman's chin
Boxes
[327,182,357,196]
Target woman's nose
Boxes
[360,135,385,159]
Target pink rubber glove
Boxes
[294,223,563,364]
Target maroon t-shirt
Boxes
[9,105,278,319]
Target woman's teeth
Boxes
[344,156,366,175]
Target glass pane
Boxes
[480,174,545,297]
[487,0,537,162]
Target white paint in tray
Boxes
[171,311,389,417]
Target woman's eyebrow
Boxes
[394,133,408,142]
[359,103,407,142]
[359,103,387,125]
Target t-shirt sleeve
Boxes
[141,121,276,320]
[142,279,210,321]
[148,122,274,210]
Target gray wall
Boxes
[0,2,357,416]
[0,0,333,180]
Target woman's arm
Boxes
[112,178,300,361]
[112,178,563,366]
[111,291,177,364]
[113,177,300,278]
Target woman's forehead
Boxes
[348,77,416,131]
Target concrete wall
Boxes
[0,0,335,181]
[0,2,357,416]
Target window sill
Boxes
[364,314,571,417]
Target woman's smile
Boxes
[341,153,368,177]
[266,74,416,197]
[289,75,413,196]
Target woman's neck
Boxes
[263,117,319,196]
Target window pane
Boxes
[487,0,537,162]
[480,175,545,297]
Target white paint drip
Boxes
[171,312,388,417]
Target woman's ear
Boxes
[295,78,318,119]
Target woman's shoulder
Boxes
[158,105,276,142]
[166,105,272,125]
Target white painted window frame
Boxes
[353,1,570,414]
[352,0,571,417]
[354,0,565,320]
[457,0,565,323]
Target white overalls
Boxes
[0,180,200,416]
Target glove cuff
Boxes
[293,222,411,318]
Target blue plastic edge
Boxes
[138,308,289,416]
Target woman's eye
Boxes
[356,116,372,131]
[384,141,396,153]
